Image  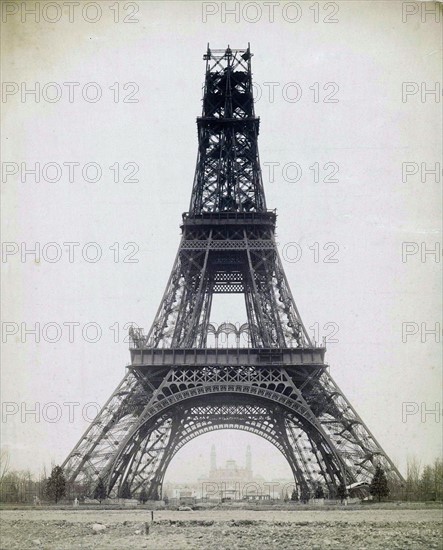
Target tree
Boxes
[406,456,421,501]
[0,473,18,502]
[139,487,148,504]
[300,486,309,504]
[369,465,390,503]
[119,481,131,499]
[337,483,348,503]
[0,449,10,485]
[405,457,442,501]
[290,488,298,501]
[283,491,289,502]
[45,466,66,504]
[432,458,443,501]
[419,465,434,501]
[93,478,107,504]
[315,484,325,499]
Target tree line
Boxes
[404,457,443,501]
[0,450,441,504]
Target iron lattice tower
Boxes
[63,46,404,500]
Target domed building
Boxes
[163,445,296,503]
[199,445,278,501]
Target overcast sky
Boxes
[2,1,441,482]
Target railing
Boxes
[129,346,327,368]
[182,210,276,224]
[128,323,319,351]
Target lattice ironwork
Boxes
[189,46,266,215]
[62,45,404,501]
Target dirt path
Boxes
[1,508,442,549]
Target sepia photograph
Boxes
[1,1,442,548]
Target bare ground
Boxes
[1,508,442,549]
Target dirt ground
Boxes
[1,508,442,549]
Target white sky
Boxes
[1,1,442,482]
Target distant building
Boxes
[163,445,296,502]
[178,488,196,506]
[198,445,293,501]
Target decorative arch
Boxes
[160,423,297,499]
[204,322,258,348]
[106,388,347,498]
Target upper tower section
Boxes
[188,45,267,216]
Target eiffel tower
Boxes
[62,45,403,500]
